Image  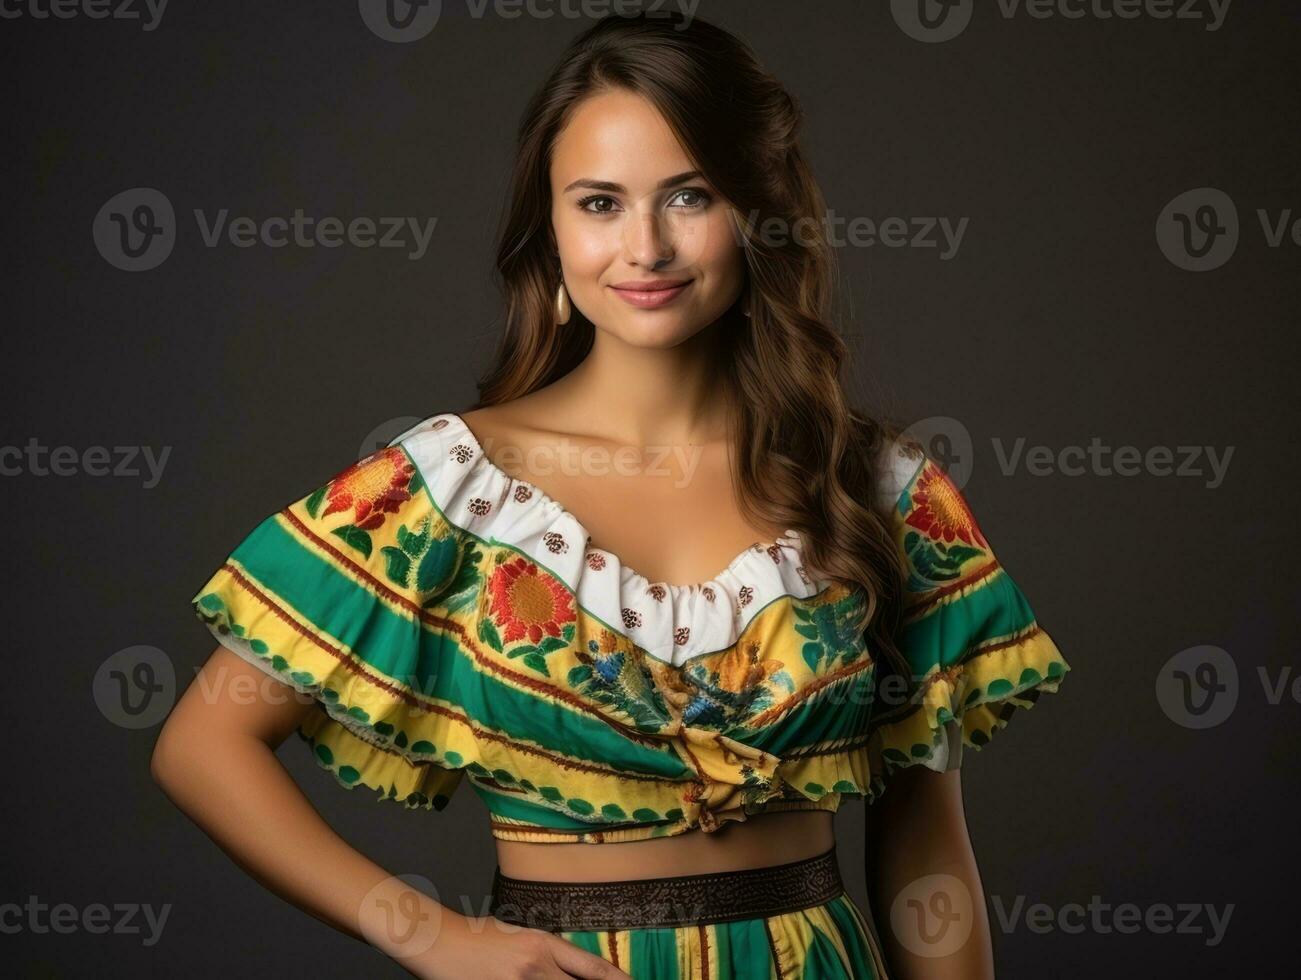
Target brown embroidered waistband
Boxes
[488,845,844,932]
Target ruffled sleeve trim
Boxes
[862,622,1070,793]
[190,444,483,810]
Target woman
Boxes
[152,12,1070,979]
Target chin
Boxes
[604,312,707,347]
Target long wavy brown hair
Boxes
[474,10,914,678]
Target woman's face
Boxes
[549,88,746,347]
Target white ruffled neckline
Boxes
[445,411,802,594]
[389,412,825,666]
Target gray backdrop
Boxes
[6,1,1298,976]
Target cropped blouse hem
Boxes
[487,797,846,844]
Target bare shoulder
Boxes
[463,393,600,447]
[461,397,552,447]
[459,398,575,482]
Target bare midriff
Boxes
[493,809,836,882]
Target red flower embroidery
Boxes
[321,448,414,530]
[905,463,988,549]
[487,556,577,645]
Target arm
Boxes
[861,443,1072,977]
[150,645,631,980]
[865,765,995,979]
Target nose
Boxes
[621,208,676,268]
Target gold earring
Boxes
[555,278,571,325]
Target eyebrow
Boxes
[562,170,703,195]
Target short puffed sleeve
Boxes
[866,440,1071,788]
[189,440,480,812]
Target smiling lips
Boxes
[608,278,693,308]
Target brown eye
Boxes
[578,195,619,214]
[669,188,712,210]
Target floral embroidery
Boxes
[716,640,787,693]
[586,552,607,571]
[481,555,577,677]
[673,627,690,646]
[513,484,533,503]
[542,531,569,555]
[467,497,492,517]
[648,584,667,602]
[792,588,869,674]
[377,513,482,610]
[905,463,988,549]
[681,640,788,727]
[303,448,420,560]
[318,447,414,530]
[621,608,642,630]
[450,442,474,465]
[900,464,992,594]
[567,629,671,733]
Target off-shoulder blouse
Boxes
[190,411,1071,844]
